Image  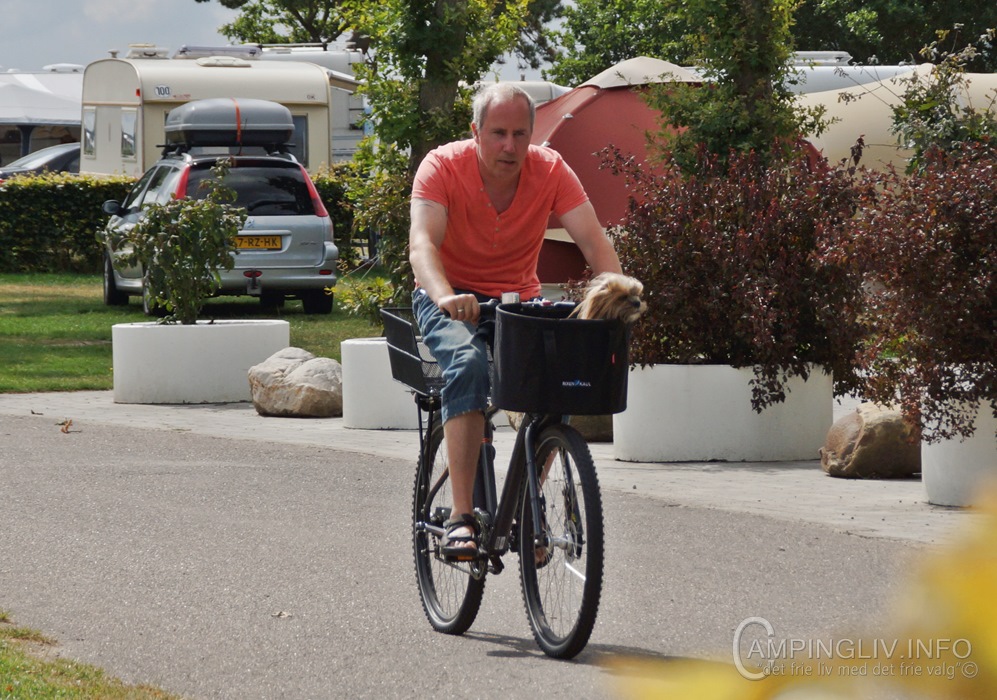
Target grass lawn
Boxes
[0,610,181,699]
[0,273,383,393]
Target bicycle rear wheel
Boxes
[518,423,604,659]
[413,419,485,634]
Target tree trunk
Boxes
[408,0,469,175]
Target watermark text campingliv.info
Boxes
[733,617,978,681]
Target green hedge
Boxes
[0,172,133,273]
[0,164,356,274]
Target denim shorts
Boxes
[412,288,491,423]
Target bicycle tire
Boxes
[518,423,604,659]
[413,418,485,634]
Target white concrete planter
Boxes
[613,364,833,462]
[112,320,289,404]
[341,337,419,429]
[340,337,511,431]
[922,403,997,507]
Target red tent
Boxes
[533,57,700,286]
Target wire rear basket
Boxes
[380,307,445,396]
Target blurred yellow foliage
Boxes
[613,489,997,699]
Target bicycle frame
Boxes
[413,392,559,577]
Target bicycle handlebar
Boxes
[443,297,574,321]
[440,297,500,321]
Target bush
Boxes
[608,143,866,410]
[890,27,997,172]
[845,141,997,441]
[338,140,415,306]
[335,273,395,328]
[312,162,359,268]
[116,161,247,325]
[0,172,133,273]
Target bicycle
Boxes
[381,299,630,659]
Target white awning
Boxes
[0,72,82,126]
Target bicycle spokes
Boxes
[413,421,485,634]
[519,424,603,659]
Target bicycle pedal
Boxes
[441,550,478,563]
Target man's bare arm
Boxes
[560,201,623,275]
[409,197,481,321]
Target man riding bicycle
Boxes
[409,83,623,561]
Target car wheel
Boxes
[103,254,129,306]
[301,290,333,315]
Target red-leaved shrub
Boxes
[846,141,997,441]
[607,144,866,411]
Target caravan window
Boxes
[82,108,96,157]
[121,109,137,159]
[291,116,308,168]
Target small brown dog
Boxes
[569,272,647,323]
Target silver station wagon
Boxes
[99,98,338,314]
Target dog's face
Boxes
[575,272,647,323]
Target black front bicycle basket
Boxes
[492,303,629,415]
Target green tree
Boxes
[890,28,997,171]
[544,0,696,86]
[193,0,349,44]
[646,0,823,170]
[507,0,565,72]
[194,0,559,72]
[339,0,528,303]
[792,0,997,70]
[547,0,997,88]
[118,161,247,325]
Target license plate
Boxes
[235,235,282,250]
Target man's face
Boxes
[472,95,532,181]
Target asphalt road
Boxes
[0,412,926,699]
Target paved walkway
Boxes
[0,391,978,546]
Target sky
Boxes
[0,0,532,79]
[1,0,249,72]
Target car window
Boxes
[186,164,315,215]
[142,165,180,207]
[121,167,160,210]
[148,166,184,206]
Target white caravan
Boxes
[81,45,337,177]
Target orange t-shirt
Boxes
[412,139,589,299]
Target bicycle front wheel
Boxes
[413,419,485,635]
[518,423,604,659]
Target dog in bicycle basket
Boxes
[569,272,647,323]
[495,273,647,432]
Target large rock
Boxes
[820,402,920,478]
[249,347,343,417]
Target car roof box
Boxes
[164,98,294,148]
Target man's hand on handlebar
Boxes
[440,293,481,325]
